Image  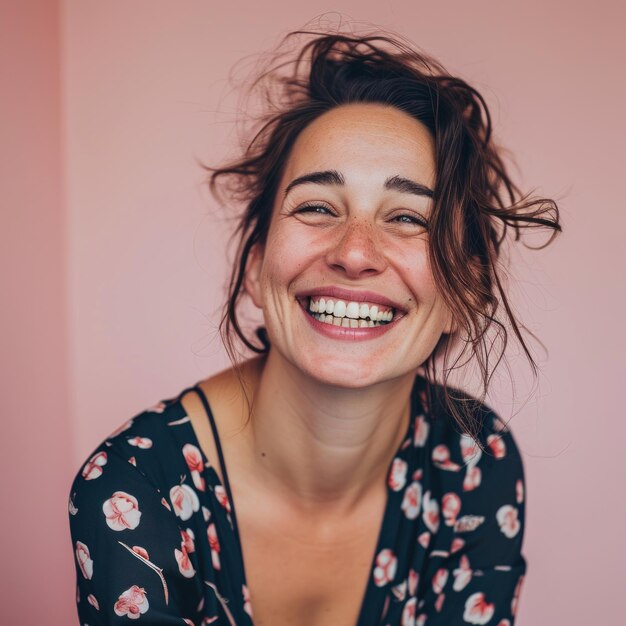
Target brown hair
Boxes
[201,23,562,441]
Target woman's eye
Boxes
[393,214,429,228]
[295,204,332,215]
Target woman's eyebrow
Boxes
[283,169,434,198]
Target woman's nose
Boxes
[324,218,387,279]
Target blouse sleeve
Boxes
[417,413,527,624]
[68,441,203,625]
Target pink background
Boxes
[1,1,624,624]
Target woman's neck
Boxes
[240,350,415,518]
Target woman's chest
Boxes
[234,493,387,626]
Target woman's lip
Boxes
[295,286,407,313]
[297,298,405,340]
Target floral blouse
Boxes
[68,374,527,625]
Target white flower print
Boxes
[463,591,495,624]
[102,491,142,531]
[463,465,482,492]
[413,415,429,447]
[146,401,166,413]
[486,433,507,459]
[373,548,398,587]
[87,593,100,610]
[422,491,440,534]
[207,523,221,571]
[175,541,196,579]
[516,479,524,504]
[81,451,107,480]
[389,457,408,491]
[114,584,149,619]
[451,537,465,553]
[402,596,417,626]
[127,436,153,449]
[131,545,149,560]
[432,444,462,471]
[183,443,206,491]
[460,434,482,467]
[401,481,422,519]
[442,492,461,527]
[418,531,431,549]
[169,484,200,521]
[432,568,448,594]
[497,620,511,626]
[75,541,93,579]
[214,485,231,513]
[453,555,473,591]
[496,504,521,538]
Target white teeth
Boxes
[307,296,394,322]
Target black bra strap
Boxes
[191,384,242,543]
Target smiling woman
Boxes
[68,21,561,626]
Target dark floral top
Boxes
[68,374,527,625]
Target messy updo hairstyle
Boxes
[202,21,561,441]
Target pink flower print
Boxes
[408,568,419,596]
[75,541,93,579]
[202,506,211,522]
[82,451,107,480]
[102,491,142,531]
[132,546,149,560]
[169,484,200,521]
[463,591,495,624]
[214,485,231,513]
[432,445,461,471]
[511,574,524,616]
[68,494,78,516]
[486,434,506,459]
[109,418,134,438]
[128,456,137,466]
[442,492,461,527]
[418,531,431,549]
[183,620,194,625]
[183,443,206,491]
[127,436,152,449]
[417,614,427,626]
[391,578,408,601]
[161,497,171,511]
[402,596,417,626]
[373,548,397,587]
[243,583,253,617]
[432,568,449,594]
[114,585,149,619]
[463,465,482,492]
[422,491,440,534]
[401,481,422,520]
[207,523,221,571]
[516,479,524,504]
[496,505,521,538]
[175,541,196,579]
[389,458,408,491]
[453,555,472,591]
[451,537,465,553]
[413,415,429,447]
[181,528,195,554]
[87,593,100,610]
[497,621,511,626]
[460,434,482,467]
[435,592,445,612]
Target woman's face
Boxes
[245,102,456,388]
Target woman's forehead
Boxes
[282,103,436,192]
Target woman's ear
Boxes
[243,242,264,310]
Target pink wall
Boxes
[2,1,623,624]
[0,1,76,625]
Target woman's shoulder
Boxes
[69,390,194,507]
[421,381,525,499]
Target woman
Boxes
[68,26,561,625]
